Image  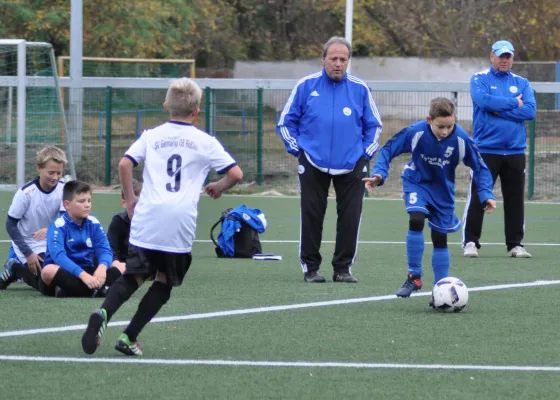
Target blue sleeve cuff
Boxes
[124,154,138,167]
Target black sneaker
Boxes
[92,286,109,298]
[304,271,326,283]
[115,333,143,356]
[333,272,358,283]
[82,309,107,355]
[0,259,18,290]
[396,274,423,297]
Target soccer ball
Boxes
[431,277,469,312]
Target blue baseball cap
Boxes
[492,40,514,56]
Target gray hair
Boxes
[322,36,352,59]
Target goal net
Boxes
[0,40,75,187]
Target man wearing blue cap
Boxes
[462,40,536,258]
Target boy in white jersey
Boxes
[0,146,67,290]
[82,77,243,356]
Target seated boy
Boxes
[0,146,67,290]
[107,179,142,271]
[40,180,125,298]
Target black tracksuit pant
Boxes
[298,153,367,275]
[463,153,526,251]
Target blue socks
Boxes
[406,230,424,276]
[407,230,451,283]
[432,248,450,284]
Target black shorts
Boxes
[23,252,45,269]
[38,266,96,297]
[125,245,192,287]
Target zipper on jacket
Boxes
[328,81,336,175]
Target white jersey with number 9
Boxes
[125,121,236,253]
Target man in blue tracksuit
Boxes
[463,40,536,258]
[277,36,383,283]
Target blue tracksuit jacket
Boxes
[217,205,267,257]
[277,69,383,174]
[372,121,494,213]
[44,213,113,278]
[470,66,536,155]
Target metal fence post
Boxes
[257,88,263,185]
[205,87,211,133]
[204,87,211,185]
[136,110,141,137]
[452,91,458,120]
[105,86,112,186]
[528,118,535,200]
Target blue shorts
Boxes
[7,245,17,260]
[403,191,461,234]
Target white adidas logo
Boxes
[310,90,319,97]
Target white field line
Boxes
[0,279,559,339]
[1,354,560,372]
[1,239,560,246]
[4,191,560,204]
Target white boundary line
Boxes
[1,239,560,246]
[1,279,559,339]
[3,190,560,204]
[1,355,559,372]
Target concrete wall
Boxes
[232,57,492,120]
[234,57,489,82]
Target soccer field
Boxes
[1,192,559,399]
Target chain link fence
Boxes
[1,80,559,199]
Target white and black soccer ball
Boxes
[431,277,469,312]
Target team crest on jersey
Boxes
[86,238,92,248]
[509,86,518,93]
[242,213,251,221]
[343,107,352,116]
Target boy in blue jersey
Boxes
[39,180,125,298]
[363,98,497,302]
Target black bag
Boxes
[210,208,262,258]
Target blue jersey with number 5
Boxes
[372,120,494,212]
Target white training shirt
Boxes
[7,179,65,263]
[125,121,236,253]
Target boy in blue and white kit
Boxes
[364,98,497,302]
[82,77,243,356]
[40,180,125,297]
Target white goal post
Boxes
[0,39,76,187]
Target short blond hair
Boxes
[36,146,67,168]
[164,78,202,118]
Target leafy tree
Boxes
[0,0,557,64]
